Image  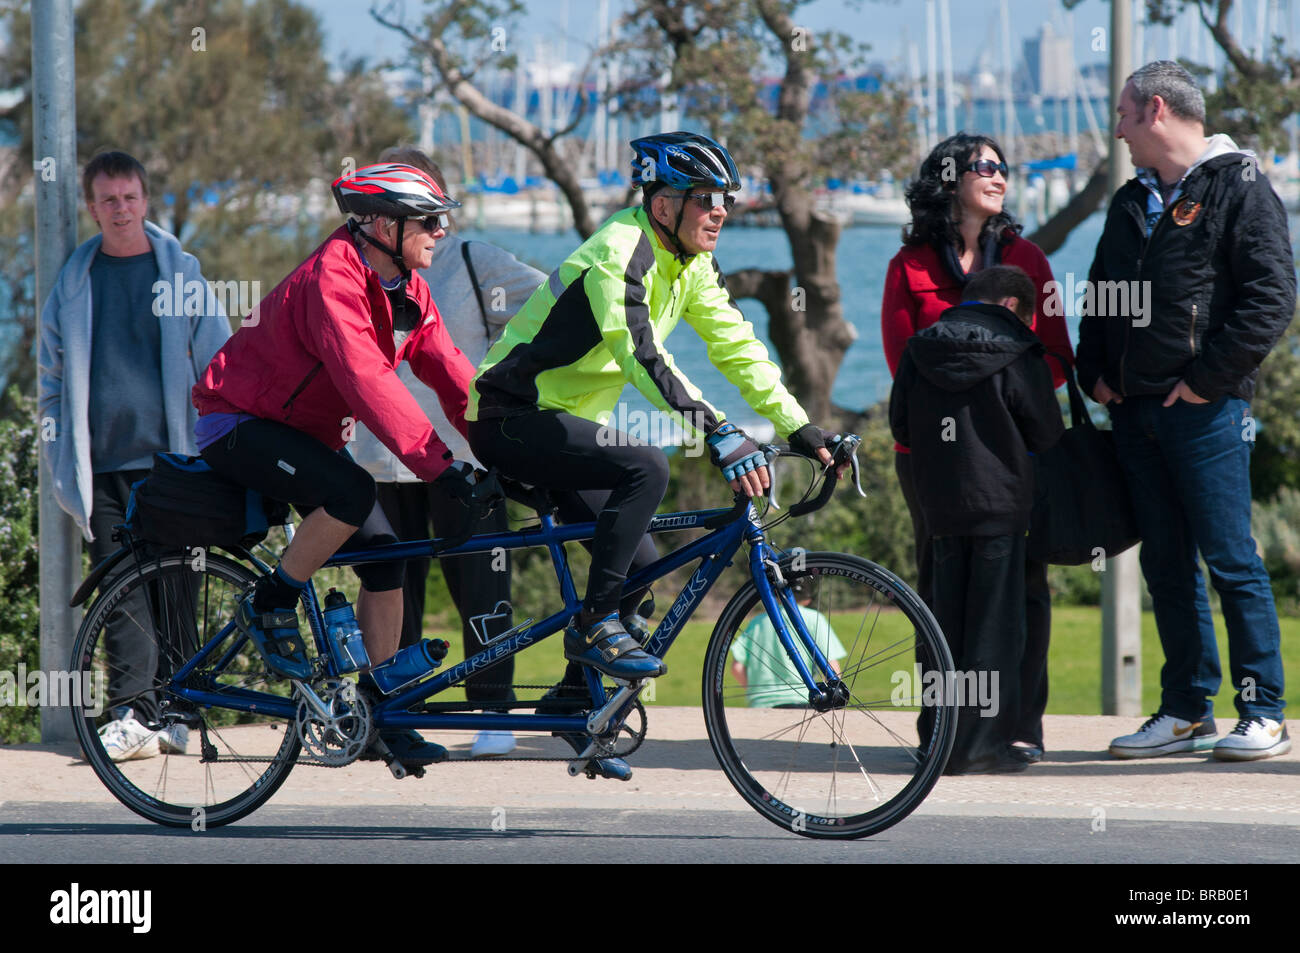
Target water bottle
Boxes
[323,588,370,674]
[369,638,450,694]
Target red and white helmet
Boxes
[331,163,461,219]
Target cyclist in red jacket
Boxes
[193,164,475,765]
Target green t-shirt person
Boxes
[731,605,846,707]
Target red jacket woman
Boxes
[194,224,473,483]
[882,133,1074,762]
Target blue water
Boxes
[458,211,1111,430]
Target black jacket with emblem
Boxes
[1076,147,1296,402]
[890,303,1064,537]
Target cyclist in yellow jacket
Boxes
[468,132,838,682]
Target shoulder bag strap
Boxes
[1042,350,1091,429]
[460,241,491,342]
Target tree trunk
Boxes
[724,203,855,427]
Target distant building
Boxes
[1023,22,1075,98]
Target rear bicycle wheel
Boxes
[702,552,955,839]
[71,549,302,828]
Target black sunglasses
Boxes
[682,192,736,211]
[413,213,449,232]
[964,159,1009,178]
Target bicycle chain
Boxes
[207,683,648,767]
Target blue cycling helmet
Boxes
[630,132,741,194]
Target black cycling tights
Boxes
[201,417,404,592]
[469,410,666,619]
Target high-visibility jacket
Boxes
[468,206,809,439]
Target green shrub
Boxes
[1254,486,1300,614]
[0,392,41,744]
[1048,563,1103,606]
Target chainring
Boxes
[295,678,373,766]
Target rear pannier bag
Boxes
[124,452,290,549]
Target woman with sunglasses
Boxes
[881,134,1074,764]
[192,164,476,766]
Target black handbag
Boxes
[1027,361,1140,565]
[124,453,290,550]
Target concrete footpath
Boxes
[2,710,1297,827]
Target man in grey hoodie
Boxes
[350,148,544,759]
[38,151,230,761]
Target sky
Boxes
[305,0,1297,79]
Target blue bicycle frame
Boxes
[168,498,841,737]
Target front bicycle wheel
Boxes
[71,549,301,828]
[702,552,956,839]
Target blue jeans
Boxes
[1109,395,1284,721]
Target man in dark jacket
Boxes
[1077,61,1293,762]
[891,265,1064,774]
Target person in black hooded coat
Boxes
[890,265,1063,774]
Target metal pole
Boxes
[1000,0,1016,158]
[926,0,938,148]
[33,0,82,744]
[1102,0,1142,717]
[939,0,956,138]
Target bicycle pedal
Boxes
[590,758,633,782]
[569,757,633,782]
[379,756,427,780]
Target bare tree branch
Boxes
[371,0,598,237]
[1197,0,1268,80]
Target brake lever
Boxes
[821,434,866,498]
[844,437,866,498]
[761,444,781,510]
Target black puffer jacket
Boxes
[1076,152,1296,402]
[889,303,1064,536]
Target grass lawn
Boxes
[1046,606,1300,717]
[423,605,1300,716]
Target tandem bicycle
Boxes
[68,436,957,839]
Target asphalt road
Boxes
[3,801,1294,864]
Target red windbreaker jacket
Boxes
[881,235,1075,452]
[193,226,474,481]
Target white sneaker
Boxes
[99,714,160,762]
[1212,717,1291,762]
[1108,714,1218,759]
[470,729,517,758]
[158,723,189,755]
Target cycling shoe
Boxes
[236,595,312,681]
[563,615,666,680]
[362,728,447,766]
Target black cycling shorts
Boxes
[201,417,404,592]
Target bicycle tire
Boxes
[71,549,302,828]
[702,552,956,839]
